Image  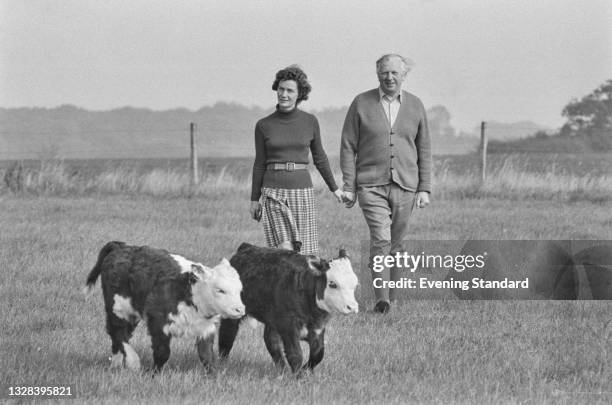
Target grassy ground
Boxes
[1,192,611,404]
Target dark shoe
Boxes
[373,300,390,314]
[291,240,302,253]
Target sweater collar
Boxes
[275,104,300,119]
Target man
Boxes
[340,54,432,314]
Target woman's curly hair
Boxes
[272,65,312,104]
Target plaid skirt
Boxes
[261,187,318,255]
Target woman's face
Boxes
[276,80,299,111]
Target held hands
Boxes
[250,201,262,222]
[341,190,356,208]
[333,189,355,208]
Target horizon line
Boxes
[0,102,558,132]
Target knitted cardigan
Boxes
[340,88,432,193]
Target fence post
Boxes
[190,123,199,187]
[480,121,487,183]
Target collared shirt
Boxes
[379,87,402,127]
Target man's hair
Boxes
[272,64,312,103]
[376,54,414,75]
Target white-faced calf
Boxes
[84,241,244,372]
[210,243,358,374]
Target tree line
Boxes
[489,79,612,153]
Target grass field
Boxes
[1,180,611,404]
[2,153,612,205]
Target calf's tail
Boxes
[83,241,125,297]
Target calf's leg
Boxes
[304,328,325,371]
[280,331,303,373]
[196,334,215,371]
[218,318,240,358]
[263,325,285,368]
[148,318,171,372]
[106,313,139,369]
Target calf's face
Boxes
[192,258,245,319]
[316,257,359,314]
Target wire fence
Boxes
[1,122,610,199]
[0,123,607,161]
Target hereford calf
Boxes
[215,243,359,373]
[84,241,244,371]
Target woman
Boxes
[250,65,342,255]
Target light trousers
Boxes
[357,183,417,302]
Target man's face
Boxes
[377,57,407,96]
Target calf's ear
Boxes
[182,272,200,286]
[306,256,330,276]
[191,264,213,281]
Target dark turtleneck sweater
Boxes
[251,107,338,201]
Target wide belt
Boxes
[266,162,308,171]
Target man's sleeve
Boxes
[415,100,432,193]
[340,97,360,192]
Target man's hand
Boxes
[250,201,262,221]
[416,191,430,209]
[342,191,356,208]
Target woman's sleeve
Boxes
[310,116,338,192]
[251,122,266,201]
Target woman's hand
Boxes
[333,189,344,203]
[250,201,262,221]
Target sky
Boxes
[1,0,611,131]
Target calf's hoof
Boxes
[373,300,390,314]
[109,353,124,369]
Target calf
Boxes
[215,243,358,373]
[84,241,244,371]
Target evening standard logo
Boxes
[372,251,487,273]
[373,277,530,290]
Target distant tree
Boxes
[560,79,612,136]
[533,130,549,139]
[427,105,456,137]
